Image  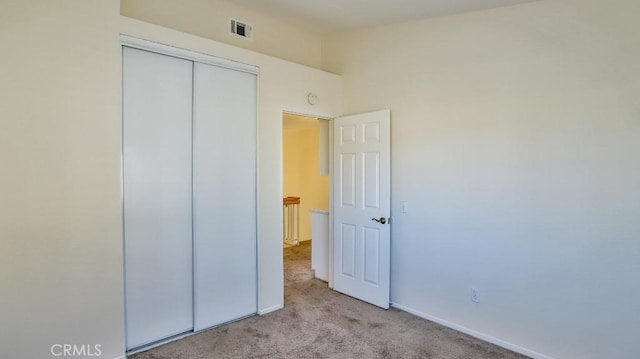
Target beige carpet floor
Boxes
[131,241,528,359]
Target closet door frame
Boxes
[121,35,260,351]
[121,35,259,75]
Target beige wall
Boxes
[1,2,341,358]
[0,1,124,358]
[121,0,323,68]
[6,0,638,358]
[283,115,330,242]
[322,0,640,358]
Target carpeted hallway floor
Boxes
[131,241,528,359]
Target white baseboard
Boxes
[258,304,283,315]
[390,302,553,359]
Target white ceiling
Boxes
[229,0,538,34]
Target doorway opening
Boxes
[282,113,331,287]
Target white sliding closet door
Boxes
[123,47,194,349]
[193,62,257,330]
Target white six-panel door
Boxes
[333,110,391,309]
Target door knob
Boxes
[371,217,387,224]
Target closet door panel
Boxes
[123,47,194,349]
[193,62,257,330]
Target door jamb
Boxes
[281,110,335,290]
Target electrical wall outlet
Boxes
[471,287,480,303]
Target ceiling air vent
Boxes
[230,19,252,39]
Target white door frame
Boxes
[281,110,336,289]
[281,109,392,301]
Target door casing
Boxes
[280,109,391,303]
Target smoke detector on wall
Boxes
[230,19,253,39]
